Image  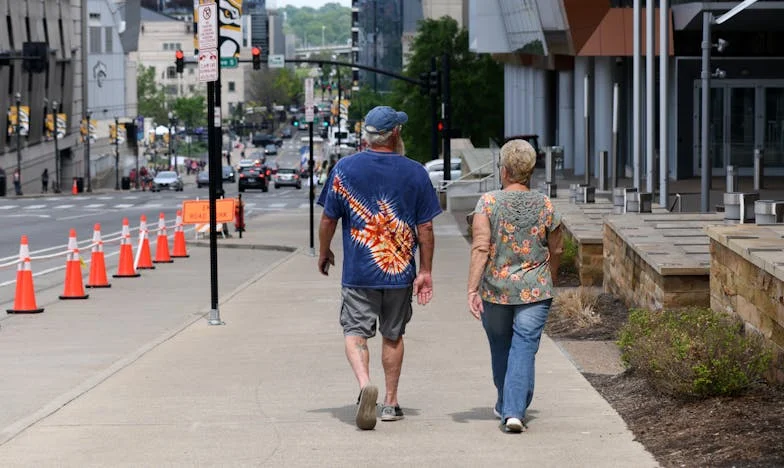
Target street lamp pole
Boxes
[85,110,92,192]
[169,111,176,173]
[52,100,61,193]
[114,116,120,190]
[15,92,22,195]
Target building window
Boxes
[104,27,113,53]
[189,85,196,93]
[176,43,182,50]
[167,66,177,79]
[89,26,102,53]
[165,85,178,95]
[228,81,236,92]
[163,43,169,51]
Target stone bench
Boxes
[603,213,725,311]
[705,224,784,381]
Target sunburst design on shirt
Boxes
[331,174,414,276]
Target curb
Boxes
[190,240,297,253]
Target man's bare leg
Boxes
[381,336,404,406]
[345,336,371,389]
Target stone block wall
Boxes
[603,223,711,311]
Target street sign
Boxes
[198,49,219,82]
[197,3,218,50]
[268,54,285,68]
[182,198,236,224]
[304,78,314,123]
[220,57,238,68]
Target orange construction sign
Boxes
[181,199,236,224]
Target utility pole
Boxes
[336,66,342,158]
[85,110,92,192]
[430,57,438,161]
[52,100,61,193]
[114,116,120,190]
[15,92,22,195]
[442,53,451,182]
[82,0,91,193]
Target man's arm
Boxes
[413,221,434,305]
[318,214,338,275]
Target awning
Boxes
[578,8,674,57]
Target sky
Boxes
[273,0,351,8]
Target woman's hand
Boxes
[468,292,483,320]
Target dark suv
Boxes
[238,166,269,192]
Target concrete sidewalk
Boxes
[0,208,658,467]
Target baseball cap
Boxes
[364,106,408,134]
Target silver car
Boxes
[151,171,184,192]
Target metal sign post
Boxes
[198,1,224,326]
[305,77,315,256]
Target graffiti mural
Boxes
[218,0,242,59]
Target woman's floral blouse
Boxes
[474,190,561,305]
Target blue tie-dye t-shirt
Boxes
[317,150,442,289]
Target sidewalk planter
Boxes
[706,224,784,383]
[603,214,724,312]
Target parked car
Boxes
[274,168,302,189]
[238,166,268,192]
[425,159,462,190]
[222,165,235,182]
[196,169,209,188]
[151,171,184,192]
[503,134,545,167]
[264,144,278,156]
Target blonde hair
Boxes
[499,139,537,185]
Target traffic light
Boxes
[293,120,299,128]
[429,70,441,97]
[323,120,329,127]
[419,72,429,96]
[252,47,261,70]
[436,120,444,133]
[175,50,184,74]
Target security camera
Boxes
[713,68,727,79]
[716,38,729,53]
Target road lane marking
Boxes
[5,214,51,218]
[122,196,139,200]
[140,203,163,208]
[56,210,108,221]
[24,205,47,210]
[84,203,105,208]
[299,203,311,209]
[269,203,286,208]
[53,204,75,209]
[114,204,133,209]
[0,205,18,210]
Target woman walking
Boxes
[41,168,49,193]
[466,139,563,433]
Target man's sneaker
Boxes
[355,384,378,430]
[504,417,525,433]
[380,405,404,421]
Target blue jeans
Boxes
[481,299,552,421]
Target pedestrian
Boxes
[466,139,563,433]
[13,168,21,196]
[317,106,442,431]
[41,168,49,193]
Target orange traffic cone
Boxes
[153,213,173,263]
[113,218,140,278]
[86,223,111,288]
[71,178,78,195]
[135,215,155,270]
[7,236,44,314]
[171,210,189,258]
[59,229,89,300]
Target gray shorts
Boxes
[340,287,413,340]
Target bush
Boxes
[550,287,601,330]
[558,235,578,276]
[618,308,771,398]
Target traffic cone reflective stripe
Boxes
[86,223,111,288]
[7,236,44,314]
[60,229,89,300]
[113,218,140,278]
[135,215,155,270]
[153,212,173,264]
[172,210,189,258]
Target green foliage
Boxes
[172,95,206,129]
[389,18,504,163]
[559,235,578,275]
[348,87,393,121]
[137,65,168,124]
[246,67,302,108]
[618,308,772,399]
[282,3,350,48]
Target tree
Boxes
[390,18,504,163]
[172,95,206,130]
[282,3,350,48]
[137,65,168,124]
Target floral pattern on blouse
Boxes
[474,190,561,305]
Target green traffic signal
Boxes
[323,121,329,127]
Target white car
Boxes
[151,171,184,192]
[425,159,461,189]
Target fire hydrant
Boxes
[235,194,245,238]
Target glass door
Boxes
[728,87,756,168]
[765,87,784,167]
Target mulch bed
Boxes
[546,290,784,468]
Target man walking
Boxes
[317,106,441,430]
[13,168,21,196]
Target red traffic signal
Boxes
[175,49,184,73]
[252,47,261,70]
[437,120,444,133]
